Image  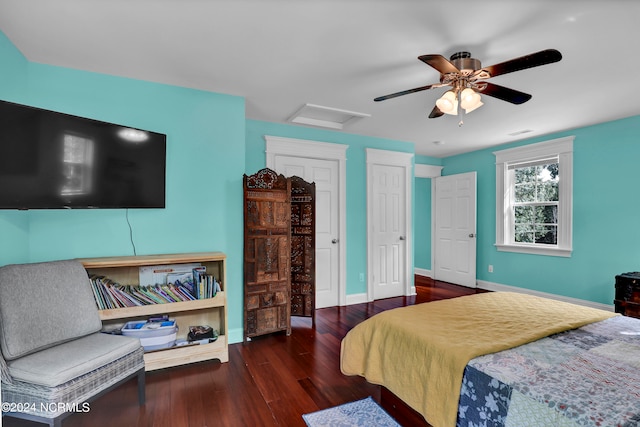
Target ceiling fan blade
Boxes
[428,105,444,118]
[477,82,532,104]
[374,84,438,102]
[481,49,562,78]
[418,54,460,74]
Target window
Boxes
[61,133,94,196]
[494,136,573,257]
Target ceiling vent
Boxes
[288,104,370,130]
[508,129,533,136]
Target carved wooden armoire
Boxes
[289,176,316,324]
[243,168,292,341]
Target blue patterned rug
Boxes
[302,396,401,427]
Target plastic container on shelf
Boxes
[121,319,177,351]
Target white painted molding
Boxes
[345,292,368,306]
[415,164,443,178]
[494,136,574,257]
[366,148,413,166]
[493,136,574,163]
[344,278,612,311]
[476,279,614,311]
[415,268,432,278]
[265,135,348,163]
[431,178,436,281]
[265,135,348,306]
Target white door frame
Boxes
[414,164,444,278]
[366,148,413,301]
[265,135,348,306]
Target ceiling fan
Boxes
[374,49,562,122]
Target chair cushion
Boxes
[0,260,103,360]
[7,332,141,387]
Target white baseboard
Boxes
[415,268,432,278]
[345,292,368,306]
[311,276,614,313]
[476,280,614,312]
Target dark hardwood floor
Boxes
[4,277,485,427]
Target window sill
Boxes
[495,243,572,258]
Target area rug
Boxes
[302,396,401,427]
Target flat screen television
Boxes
[0,100,166,209]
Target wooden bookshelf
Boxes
[78,252,229,371]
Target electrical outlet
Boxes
[488,265,494,273]
[359,273,365,282]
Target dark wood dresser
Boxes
[614,272,640,318]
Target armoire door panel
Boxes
[243,168,291,341]
[289,176,316,321]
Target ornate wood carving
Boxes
[289,176,316,323]
[243,168,291,341]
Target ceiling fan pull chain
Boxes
[457,92,464,127]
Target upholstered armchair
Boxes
[0,260,145,427]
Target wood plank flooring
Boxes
[4,277,485,427]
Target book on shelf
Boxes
[191,267,221,300]
[138,263,202,287]
[88,274,205,310]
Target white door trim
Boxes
[366,148,413,301]
[414,164,443,179]
[265,135,348,306]
[414,164,444,277]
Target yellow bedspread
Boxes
[340,292,616,427]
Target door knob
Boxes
[399,236,405,241]
[331,239,338,244]
[469,233,476,238]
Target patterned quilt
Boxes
[458,316,640,427]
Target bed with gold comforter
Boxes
[340,292,640,427]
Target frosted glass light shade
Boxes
[460,88,483,113]
[435,91,458,115]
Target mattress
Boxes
[340,292,619,427]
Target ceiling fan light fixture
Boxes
[460,88,483,113]
[464,100,483,113]
[436,91,458,115]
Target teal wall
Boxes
[414,177,432,270]
[413,154,441,271]
[0,30,417,341]
[442,116,640,305]
[0,31,246,341]
[3,26,638,319]
[246,120,415,295]
[0,33,30,265]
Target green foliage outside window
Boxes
[513,162,559,244]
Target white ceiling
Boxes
[1,0,638,157]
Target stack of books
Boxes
[190,267,222,300]
[89,266,222,310]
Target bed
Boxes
[340,292,640,427]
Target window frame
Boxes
[494,136,574,257]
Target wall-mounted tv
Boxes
[0,100,166,209]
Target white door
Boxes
[370,163,407,299]
[434,172,477,288]
[273,156,341,308]
[366,148,413,301]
